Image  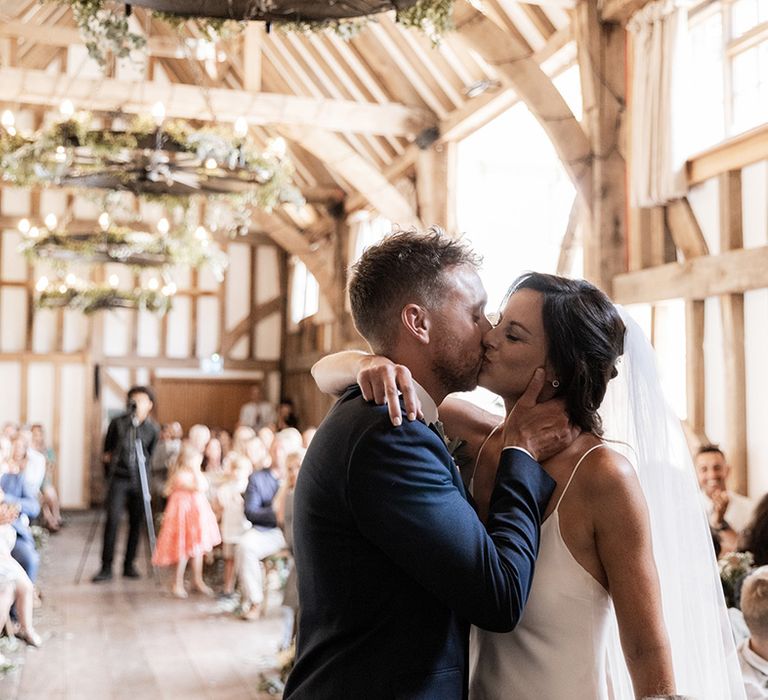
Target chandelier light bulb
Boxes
[44,213,58,230]
[54,145,67,163]
[151,101,166,126]
[65,273,77,286]
[35,276,49,292]
[58,284,68,294]
[108,274,120,289]
[157,217,170,235]
[98,212,110,230]
[161,281,177,297]
[1,110,14,129]
[234,117,248,138]
[195,225,208,241]
[268,136,287,158]
[204,157,218,170]
[17,218,30,234]
[28,226,40,239]
[60,99,75,118]
[148,278,159,291]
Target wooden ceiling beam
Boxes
[0,66,433,136]
[600,0,655,24]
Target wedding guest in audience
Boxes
[697,445,755,555]
[217,428,260,597]
[150,422,182,509]
[18,427,46,497]
[741,495,768,567]
[1,424,17,441]
[213,428,232,458]
[202,437,223,474]
[235,433,289,620]
[30,424,62,532]
[258,427,275,453]
[152,442,221,598]
[187,424,211,455]
[276,399,299,431]
[0,500,41,650]
[274,448,304,650]
[238,384,275,432]
[1,436,41,583]
[738,566,768,698]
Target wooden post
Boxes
[415,142,457,235]
[685,299,706,440]
[719,169,747,494]
[574,0,628,294]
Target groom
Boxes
[284,228,571,699]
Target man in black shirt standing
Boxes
[92,386,160,582]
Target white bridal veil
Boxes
[601,308,745,699]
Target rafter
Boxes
[0,66,433,136]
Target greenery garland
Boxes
[48,0,455,66]
[0,112,299,215]
[37,281,173,315]
[20,224,228,280]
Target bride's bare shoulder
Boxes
[584,443,645,508]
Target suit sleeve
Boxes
[3,478,41,519]
[347,420,555,632]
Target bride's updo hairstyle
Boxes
[507,273,626,436]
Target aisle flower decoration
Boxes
[48,0,455,67]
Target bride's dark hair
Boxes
[506,273,626,436]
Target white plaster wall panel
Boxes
[2,231,28,282]
[745,289,768,498]
[14,111,35,133]
[67,44,102,79]
[226,242,250,328]
[267,371,280,405]
[137,309,161,357]
[742,162,768,249]
[166,296,191,358]
[59,364,86,507]
[230,336,248,360]
[0,288,27,352]
[72,195,102,220]
[703,297,726,446]
[0,363,21,425]
[653,300,687,419]
[256,246,280,303]
[135,368,150,386]
[687,179,720,255]
[171,266,191,291]
[63,309,88,353]
[254,313,281,360]
[26,363,54,431]
[102,309,131,357]
[0,187,30,216]
[196,296,219,358]
[39,189,67,218]
[198,263,220,291]
[32,309,56,354]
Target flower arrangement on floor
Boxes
[0,111,300,214]
[48,0,455,67]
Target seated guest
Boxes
[741,495,768,567]
[697,444,755,555]
[0,436,41,583]
[235,436,287,620]
[738,566,768,698]
[276,399,299,431]
[238,384,275,432]
[187,424,211,455]
[30,424,62,532]
[19,427,46,496]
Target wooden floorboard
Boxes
[0,512,285,699]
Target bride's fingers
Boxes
[384,380,402,426]
[518,368,545,408]
[370,369,390,406]
[395,366,420,421]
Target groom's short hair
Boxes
[741,566,768,638]
[348,226,480,353]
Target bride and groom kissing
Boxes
[283,228,743,700]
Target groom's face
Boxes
[428,264,490,393]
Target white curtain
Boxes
[628,0,693,206]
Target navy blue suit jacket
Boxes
[284,387,555,699]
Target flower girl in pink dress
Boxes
[153,442,221,598]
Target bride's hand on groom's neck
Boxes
[503,368,578,463]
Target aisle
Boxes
[0,512,285,699]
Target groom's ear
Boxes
[400,303,430,345]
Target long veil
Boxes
[600,308,745,699]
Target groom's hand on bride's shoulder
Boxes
[503,368,578,463]
[357,355,423,427]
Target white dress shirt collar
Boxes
[413,380,439,426]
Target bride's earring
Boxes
[551,379,560,388]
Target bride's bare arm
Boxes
[591,450,675,697]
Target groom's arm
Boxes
[348,420,555,633]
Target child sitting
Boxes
[152,442,221,598]
[738,565,768,698]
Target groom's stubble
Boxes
[429,312,484,394]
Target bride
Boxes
[313,272,744,699]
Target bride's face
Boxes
[478,289,556,401]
